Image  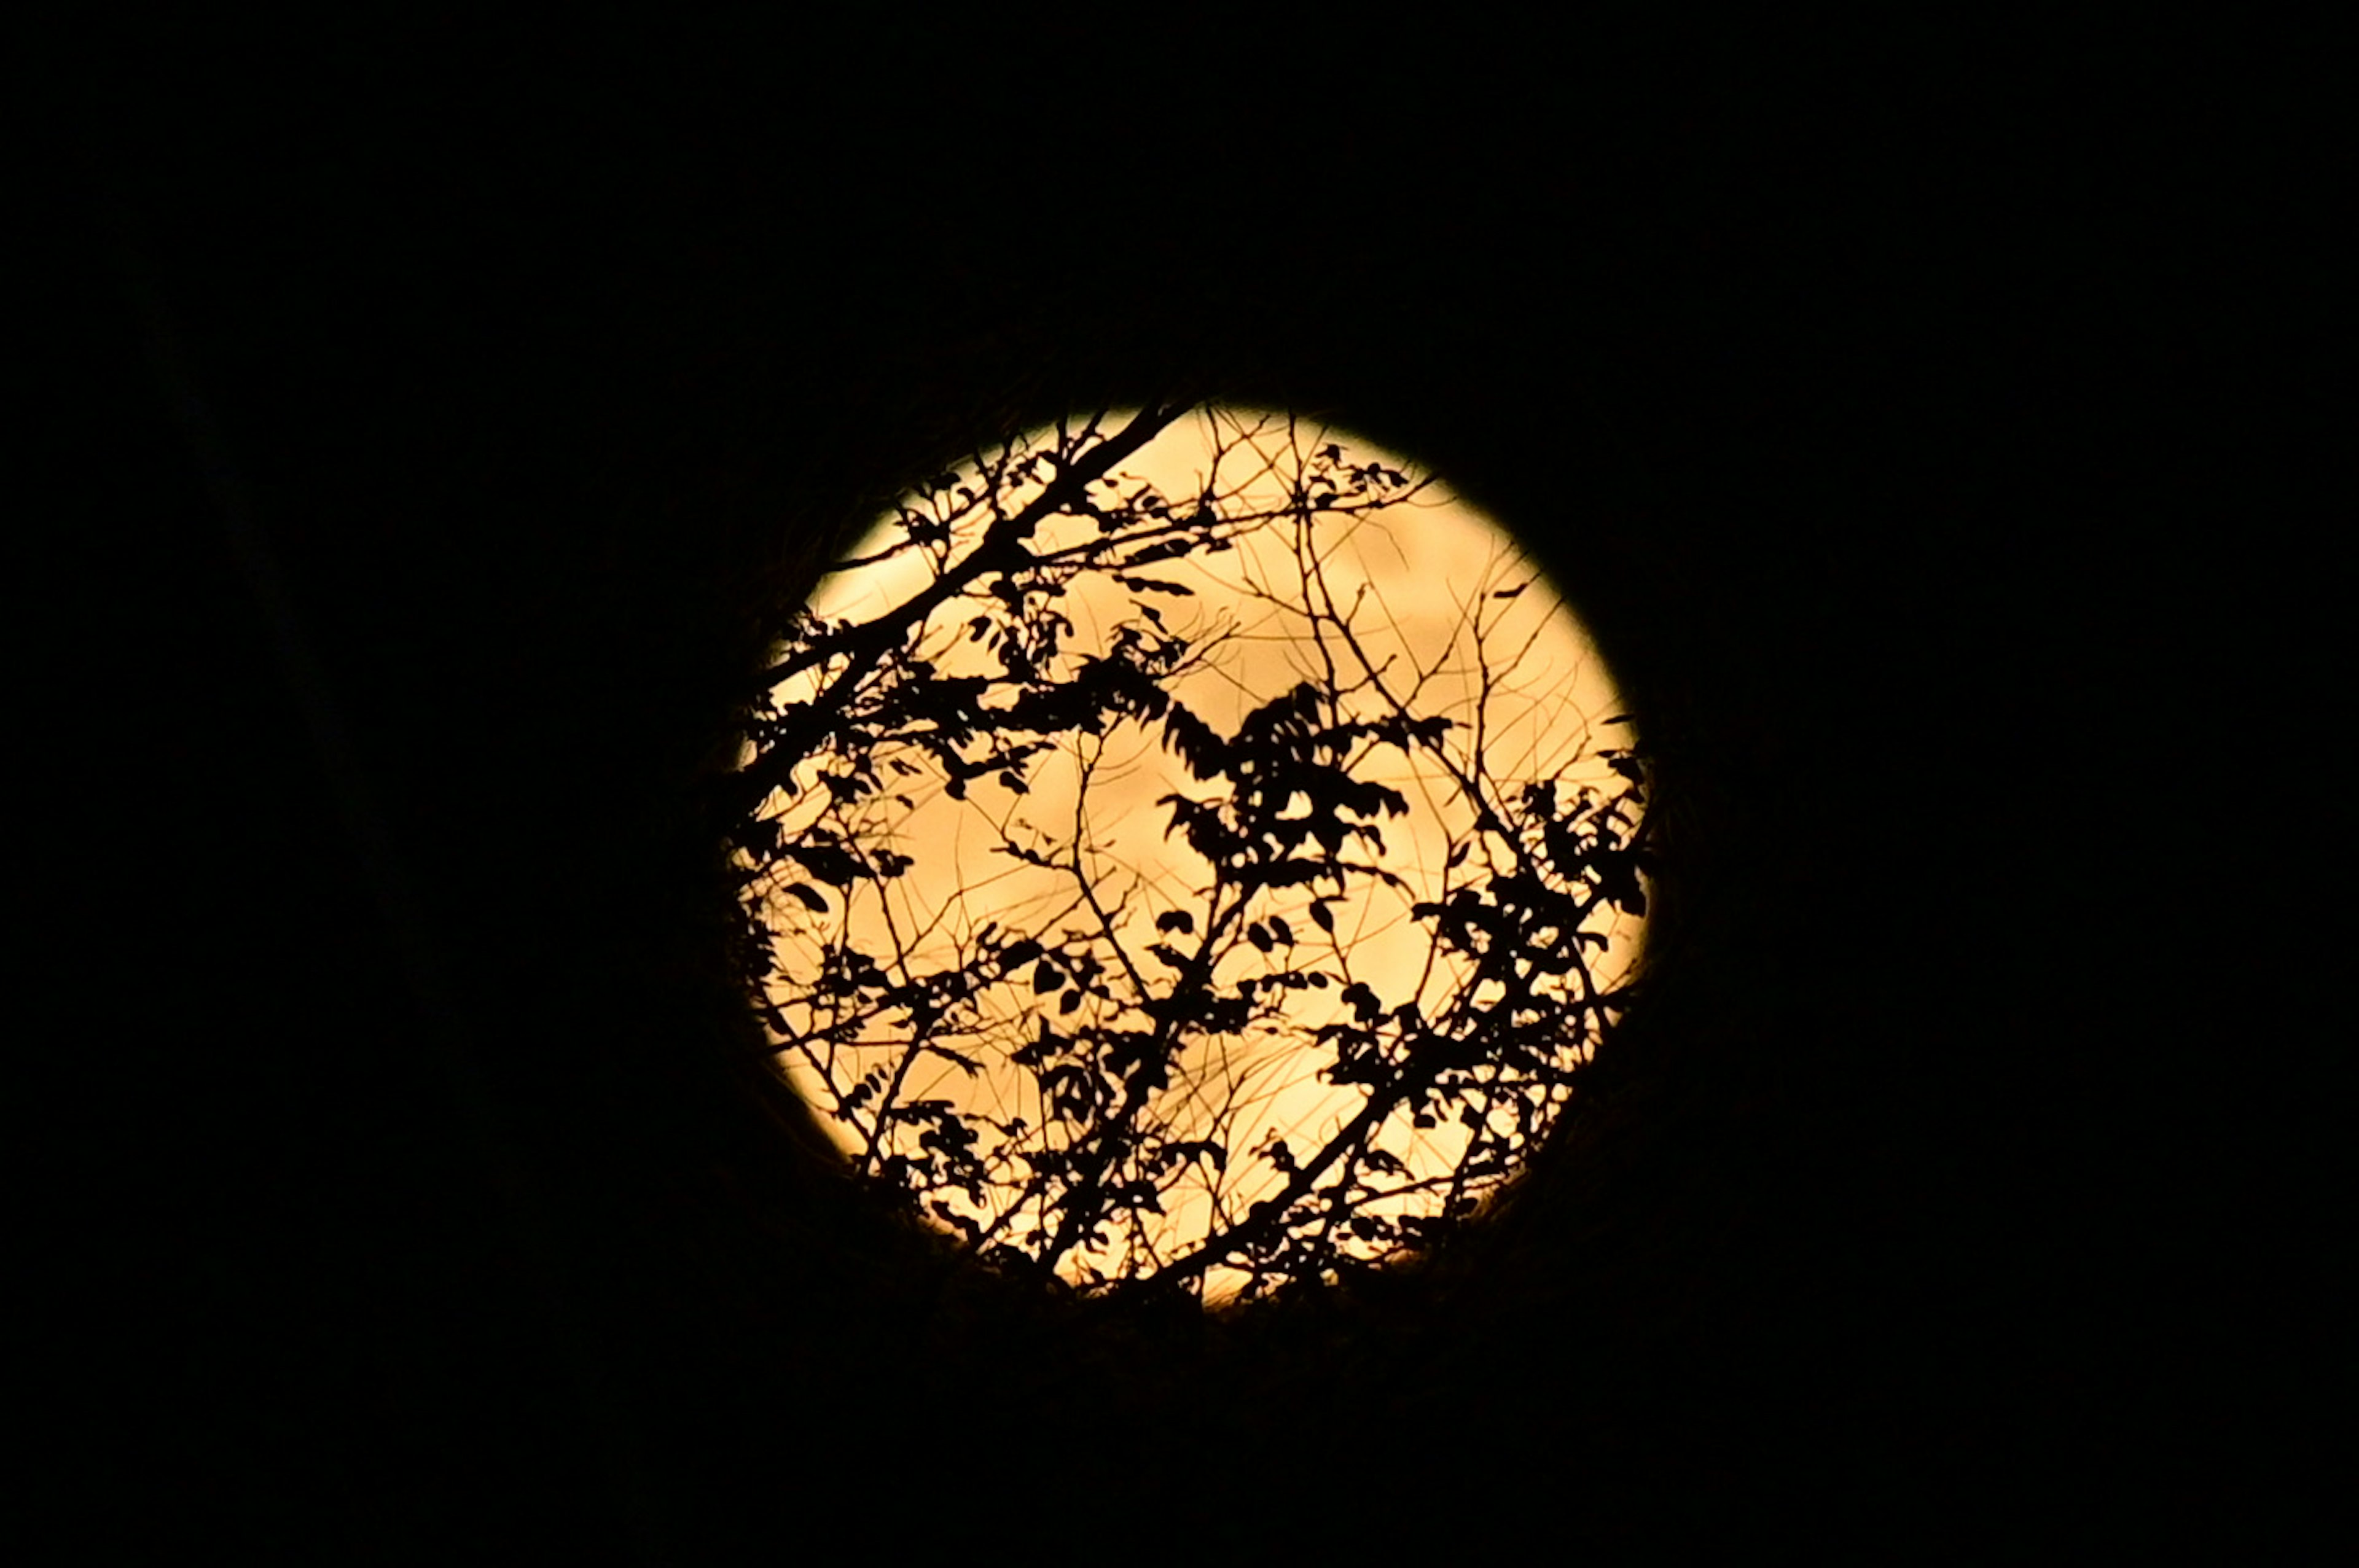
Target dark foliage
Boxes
[727,404,1651,1300]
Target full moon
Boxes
[746,407,1646,1301]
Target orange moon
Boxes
[751,407,1645,1299]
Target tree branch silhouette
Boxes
[727,405,1649,1302]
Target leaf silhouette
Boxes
[786,843,864,886]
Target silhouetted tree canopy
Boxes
[726,401,1651,1301]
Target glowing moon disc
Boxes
[745,407,1645,1301]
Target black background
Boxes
[29,16,2325,1560]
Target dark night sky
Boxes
[28,15,2325,1559]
